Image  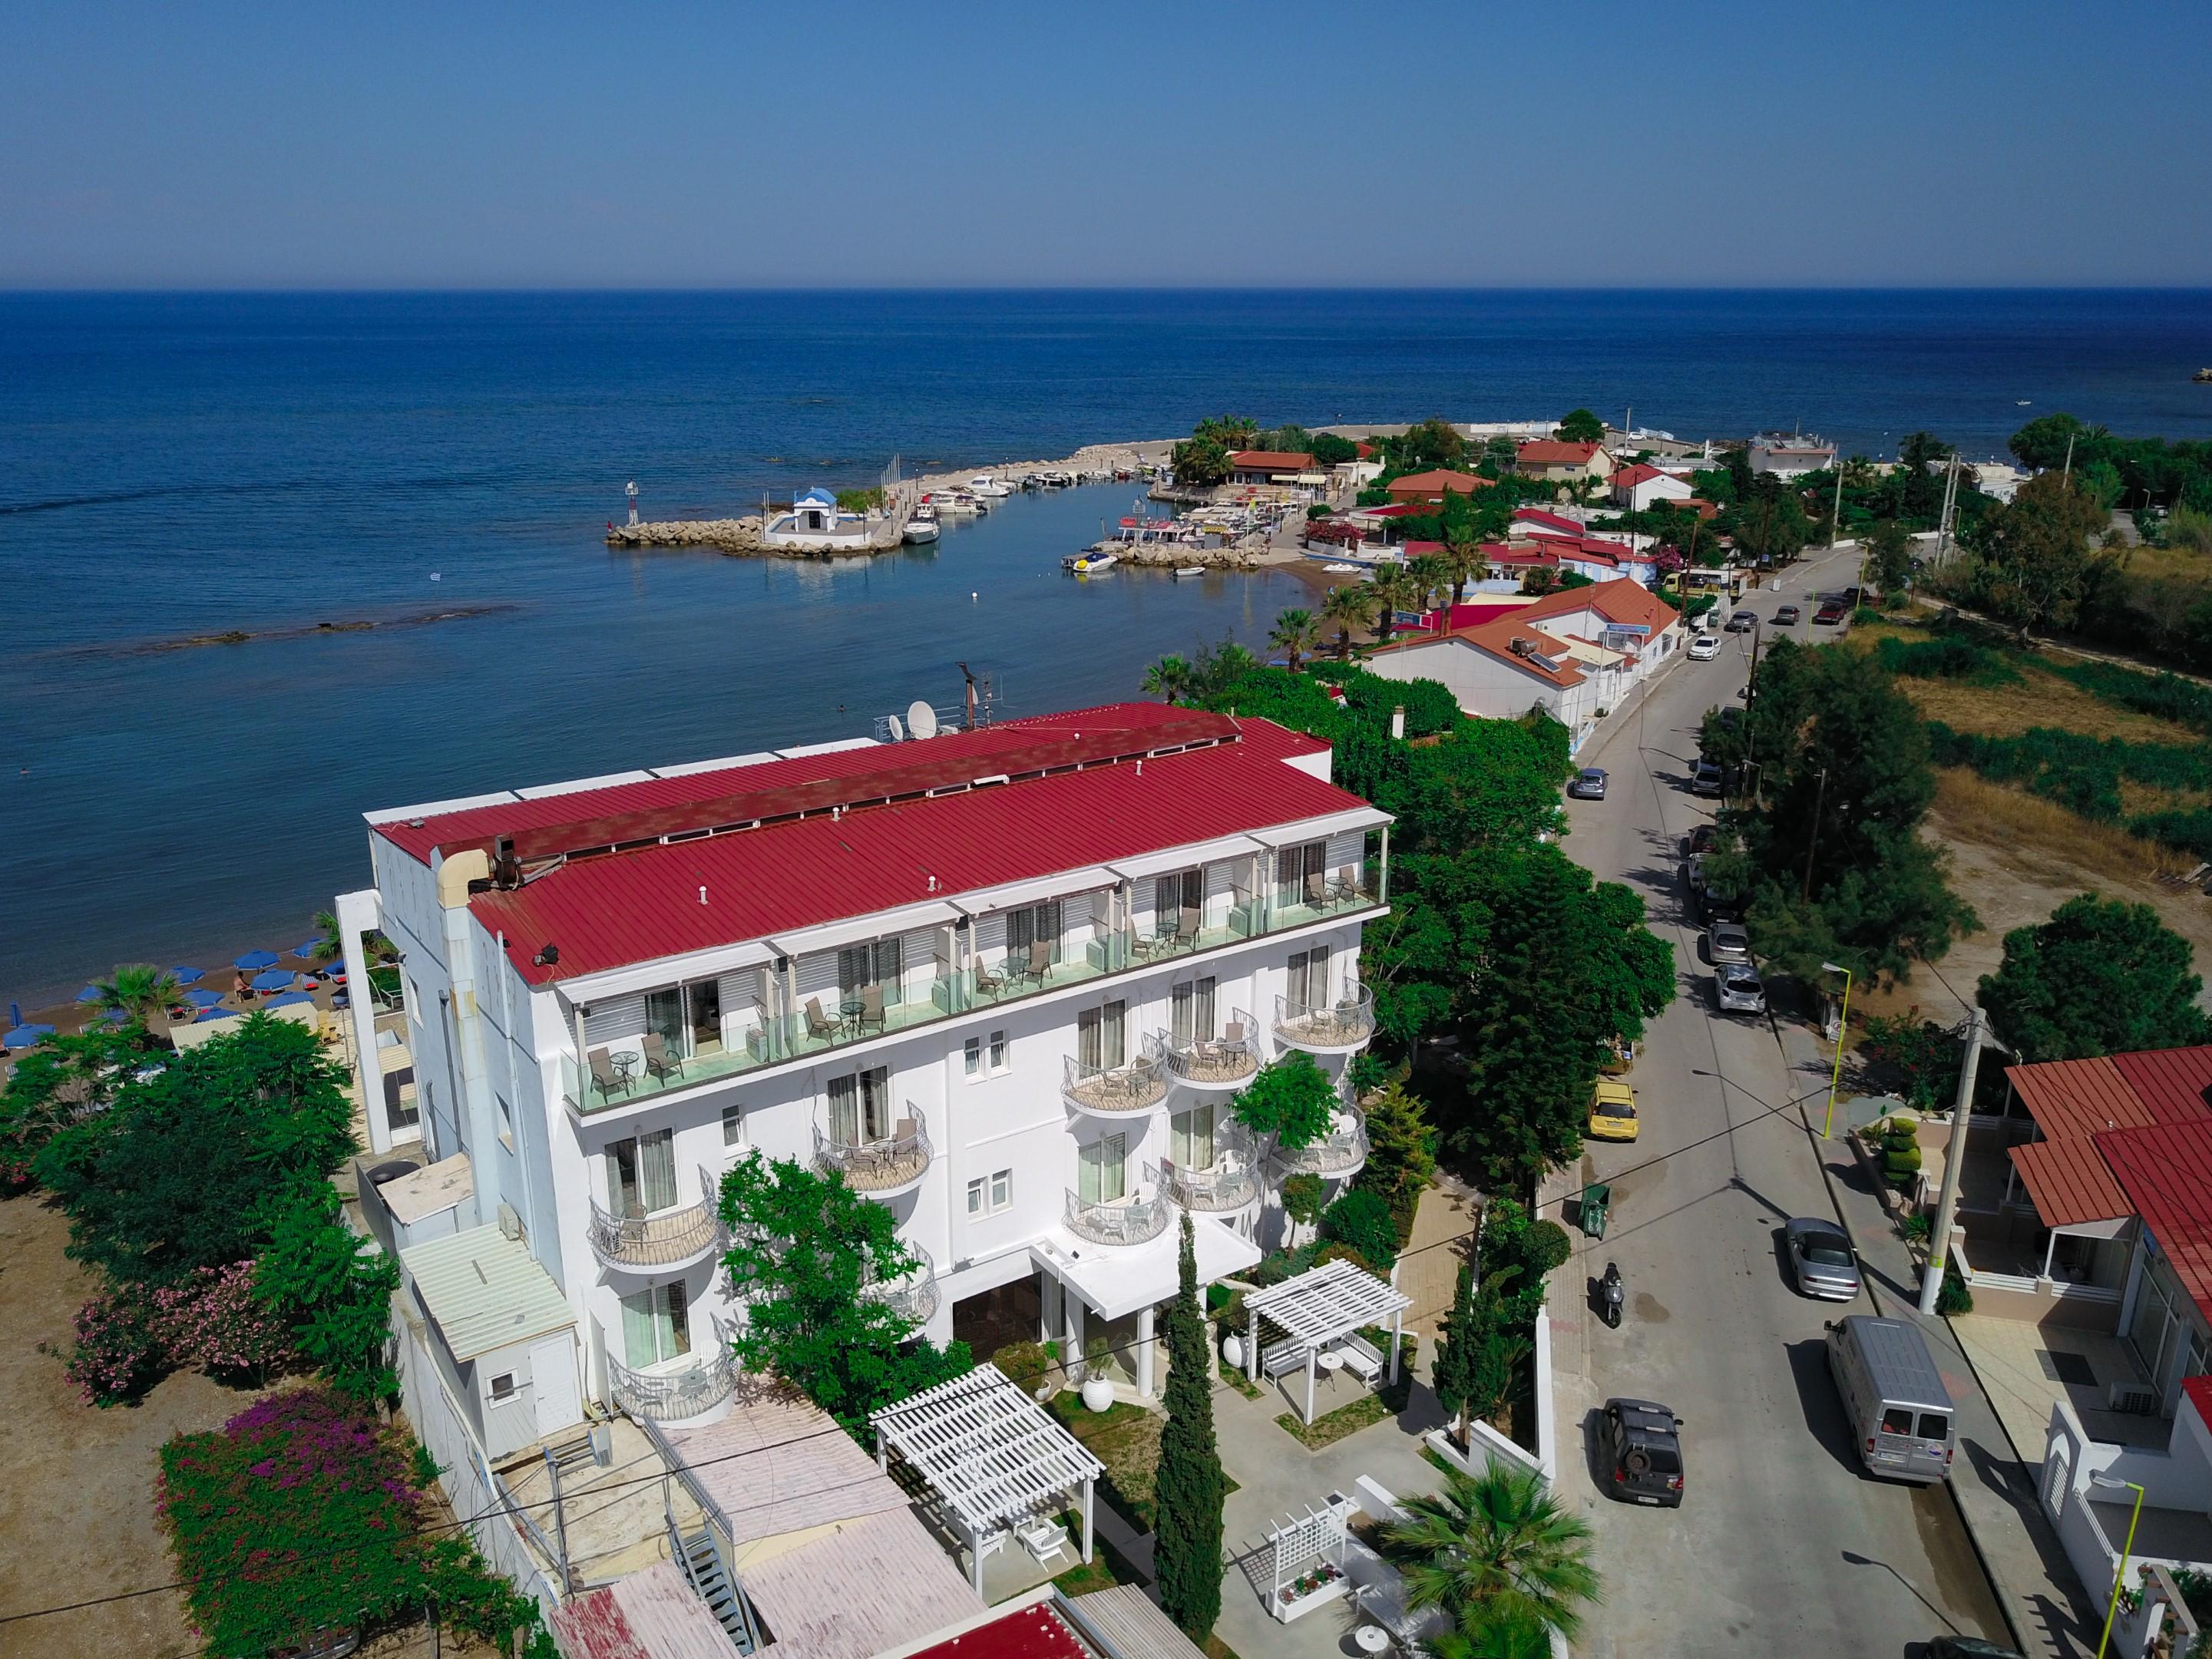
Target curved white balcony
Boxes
[814,1105,933,1199]
[861,1244,941,1327]
[1064,1181,1173,1248]
[607,1347,736,1426]
[1162,1150,1258,1215]
[1159,1011,1260,1092]
[1271,1104,1368,1180]
[1272,984,1375,1055]
[587,1172,722,1273]
[1062,1051,1169,1119]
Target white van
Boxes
[1825,1315,1956,1483]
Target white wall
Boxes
[1365,639,1597,747]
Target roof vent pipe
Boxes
[699,885,709,906]
[1390,705,1406,741]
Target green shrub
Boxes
[991,1340,1055,1394]
[1936,1260,1973,1315]
[1883,1145,1923,1176]
[1318,1190,1398,1270]
[1874,635,2022,686]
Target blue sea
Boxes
[5,289,2210,1006]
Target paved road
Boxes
[1550,545,2010,1658]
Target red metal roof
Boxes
[898,1600,1090,1659]
[2095,1119,2212,1325]
[1228,449,1317,471]
[2004,1056,2158,1142]
[2003,1049,2212,1227]
[2009,1138,2131,1228]
[466,712,1368,986]
[2108,1046,2212,1122]
[2185,1373,2212,1432]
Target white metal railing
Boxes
[812,1103,933,1195]
[1163,1136,1258,1213]
[1063,1049,1169,1114]
[607,1346,738,1424]
[1272,1105,1369,1177]
[1064,1175,1173,1246]
[586,1166,722,1270]
[1273,983,1376,1051]
[1160,1010,1260,1088]
[860,1244,941,1327]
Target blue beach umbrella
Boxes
[76,984,104,1003]
[182,989,223,1009]
[260,991,314,1010]
[4,1023,55,1048]
[169,966,205,985]
[100,1008,130,1023]
[234,949,279,971]
[292,938,325,960]
[250,968,296,993]
[194,1006,239,1024]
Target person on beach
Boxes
[233,970,252,1001]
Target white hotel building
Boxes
[336,702,1389,1459]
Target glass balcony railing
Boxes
[556,875,1383,1115]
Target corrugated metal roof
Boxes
[549,1562,733,1659]
[400,1225,574,1361]
[2108,1046,2212,1122]
[1067,1585,1208,1659]
[663,1380,908,1546]
[2096,1119,2212,1327]
[2009,1138,2131,1228]
[549,1585,652,1659]
[739,1510,984,1659]
[2005,1056,2156,1142]
[469,715,1376,986]
[892,1597,1089,1659]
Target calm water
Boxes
[5,289,2210,1003]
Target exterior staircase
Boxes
[672,1514,758,1653]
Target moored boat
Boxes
[1172,565,1206,578]
[902,505,941,544]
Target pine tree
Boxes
[1353,1082,1437,1246]
[1433,1262,1477,1446]
[1152,1215,1225,1639]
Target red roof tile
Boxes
[2095,1119,2212,1325]
[1228,450,1317,471]
[1385,468,1493,497]
[1516,577,1679,636]
[2108,1046,2212,1121]
[899,1601,1089,1659]
[1516,440,1603,465]
[1611,463,1667,487]
[2009,1138,2131,1227]
[1513,507,1584,535]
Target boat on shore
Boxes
[1172,565,1206,578]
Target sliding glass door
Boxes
[620,1279,692,1369]
[1170,1104,1217,1171]
[1076,1000,1127,1076]
[1078,1133,1129,1204]
[828,1066,891,1146]
[604,1128,677,1218]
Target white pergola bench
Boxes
[868,1362,1105,1593]
[1242,1257,1412,1426]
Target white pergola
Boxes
[1243,1256,1412,1426]
[868,1362,1104,1592]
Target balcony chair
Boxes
[1303,869,1327,909]
[891,1115,918,1151]
[858,982,887,1036]
[1175,906,1200,949]
[803,998,835,1043]
[642,1032,686,1082]
[589,1048,631,1102]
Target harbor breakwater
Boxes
[604,514,907,556]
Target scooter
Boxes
[1601,1261,1625,1329]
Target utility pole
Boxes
[1931,455,1962,569]
[1919,1005,1990,1316]
[1830,464,1845,547]
[2063,431,2077,481]
[1800,767,1828,901]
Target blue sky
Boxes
[4,0,2208,288]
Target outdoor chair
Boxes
[1335,1333,1386,1383]
[1304,869,1327,909]
[1015,1517,1071,1568]
[1261,1337,1309,1379]
[588,1048,630,1103]
[858,982,886,1036]
[1025,940,1053,982]
[642,1032,685,1082]
[891,1115,918,1150]
[803,998,835,1043]
[1175,906,1200,948]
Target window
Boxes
[1916,1413,1949,1441]
[1879,1407,1914,1436]
[721,1104,742,1146]
[1170,977,1216,1044]
[967,1169,1013,1218]
[964,1032,1009,1079]
[644,980,725,1059]
[1288,946,1331,1013]
[1076,1000,1127,1076]
[1170,1104,1217,1170]
[497,1094,514,1151]
[620,1280,691,1368]
[604,1128,677,1218]
[965,1036,982,1076]
[1153,868,1202,930]
[1275,841,1326,910]
[828,1066,891,1145]
[489,1373,517,1403]
[990,1029,1007,1070]
[1078,1134,1128,1205]
[837,939,904,1005]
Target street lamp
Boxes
[2088,1472,2146,1659]
[1820,961,1853,1138]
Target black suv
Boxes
[1603,1398,1685,1506]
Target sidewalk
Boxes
[1784,1020,2105,1659]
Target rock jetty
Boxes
[607,517,766,553]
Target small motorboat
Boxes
[2195,368,2212,383]
[902,507,941,544]
[1068,550,1118,573]
[970,475,1013,499]
[931,492,980,518]
[1322,562,1360,574]
[1172,565,1206,578]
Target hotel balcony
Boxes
[1159,1011,1259,1092]
[1162,1138,1259,1215]
[1062,1051,1169,1119]
[1064,1181,1174,1248]
[607,1346,737,1427]
[1272,983,1376,1055]
[587,1168,723,1272]
[1271,1104,1368,1180]
[812,1105,932,1199]
[860,1244,941,1327]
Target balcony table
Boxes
[610,1050,640,1086]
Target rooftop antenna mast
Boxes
[957,663,980,731]
[625,481,640,527]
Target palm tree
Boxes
[91,963,180,1043]
[1320,583,1373,661]
[1369,567,1413,645]
[1443,530,1490,610]
[1268,608,1318,674]
[1427,1604,1553,1659]
[1142,654,1195,704]
[1406,555,1449,622]
[311,907,345,958]
[1382,1465,1600,1645]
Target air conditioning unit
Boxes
[2108,1382,2160,1416]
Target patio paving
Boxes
[1951,1313,2169,1454]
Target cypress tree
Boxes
[1433,1261,1477,1449]
[1153,1215,1225,1639]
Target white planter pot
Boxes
[1080,1376,1115,1413]
[1220,1333,1244,1370]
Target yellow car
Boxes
[1588,1079,1640,1142]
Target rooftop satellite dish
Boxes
[886,715,905,742]
[908,701,939,740]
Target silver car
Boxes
[1706,920,1751,965]
[1786,1218,1862,1300]
[1714,963,1765,1014]
[1568,768,1608,800]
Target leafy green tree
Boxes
[1142,654,1194,702]
[1481,434,1519,475]
[1432,1263,1528,1450]
[1960,471,2114,639]
[718,1154,972,1437]
[1317,1188,1398,1271]
[255,1190,402,1402]
[1311,432,1358,466]
[1979,894,2212,1062]
[1172,435,1231,488]
[1232,1053,1337,1154]
[1152,1217,1225,1638]
[1867,518,1913,599]
[35,1014,357,1288]
[1351,1081,1437,1244]
[0,1024,142,1189]
[1268,606,1320,673]
[1557,408,1604,444]
[91,963,180,1029]
[1382,1464,1600,1645]
[1397,417,1469,471]
[1280,1173,1326,1247]
[1476,1198,1571,1327]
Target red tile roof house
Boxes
[1609,461,1696,512]
[1513,438,1616,482]
[1227,448,1319,488]
[333,702,1394,1627]
[1384,468,1494,504]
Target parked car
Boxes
[1706,920,1751,964]
[1784,1217,1862,1300]
[1699,884,1744,925]
[1568,767,1608,800]
[1714,964,1766,1014]
[1773,604,1800,625]
[1587,1079,1640,1142]
[1685,824,1719,857]
[1688,633,1722,660]
[1691,761,1725,796]
[1814,602,1847,624]
[1602,1398,1685,1506]
[1725,609,1757,633]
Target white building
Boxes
[762,486,876,550]
[1609,463,1696,514]
[1746,432,1837,478]
[336,702,1389,1456]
